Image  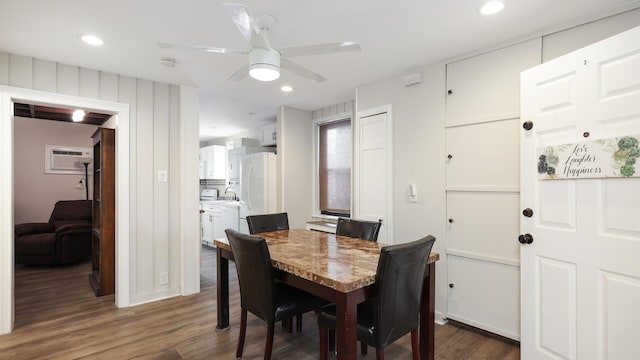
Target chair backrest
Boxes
[49,200,92,228]
[374,235,436,348]
[246,213,289,234]
[225,229,276,323]
[335,218,382,242]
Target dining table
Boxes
[214,229,439,360]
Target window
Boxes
[316,117,351,217]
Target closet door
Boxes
[445,38,540,340]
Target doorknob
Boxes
[518,234,533,244]
[522,208,534,217]
[522,121,533,131]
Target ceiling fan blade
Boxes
[222,3,258,44]
[278,42,361,58]
[281,58,327,83]
[227,64,249,81]
[157,42,247,55]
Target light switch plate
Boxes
[158,170,168,183]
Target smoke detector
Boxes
[160,57,177,68]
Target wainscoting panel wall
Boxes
[0,51,182,305]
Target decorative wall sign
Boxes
[537,135,640,180]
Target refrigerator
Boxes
[237,152,277,233]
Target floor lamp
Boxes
[81,161,90,200]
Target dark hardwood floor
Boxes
[1,246,520,359]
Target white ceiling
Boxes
[1,0,639,142]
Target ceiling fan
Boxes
[158,3,361,83]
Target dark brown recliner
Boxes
[15,200,92,265]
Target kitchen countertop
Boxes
[200,200,241,208]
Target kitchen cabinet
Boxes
[228,152,240,182]
[200,145,226,179]
[201,203,239,247]
[201,211,214,247]
[261,123,277,146]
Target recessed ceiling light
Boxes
[281,85,293,92]
[480,1,504,15]
[72,109,86,122]
[80,34,105,46]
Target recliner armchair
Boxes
[15,200,92,265]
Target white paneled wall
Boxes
[311,100,353,120]
[0,52,182,304]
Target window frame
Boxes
[312,112,353,219]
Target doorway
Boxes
[0,86,131,334]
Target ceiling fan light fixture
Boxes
[249,48,281,82]
[249,64,280,82]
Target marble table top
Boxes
[214,229,439,293]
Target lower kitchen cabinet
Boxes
[201,203,238,247]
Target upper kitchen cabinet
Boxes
[445,38,541,127]
[200,145,226,179]
[261,123,277,146]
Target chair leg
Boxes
[319,326,328,360]
[288,317,293,333]
[237,308,247,358]
[375,348,385,360]
[296,314,302,332]
[361,341,368,354]
[328,329,335,352]
[411,329,420,360]
[264,323,275,360]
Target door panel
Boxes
[601,271,640,360]
[447,255,520,339]
[357,111,391,243]
[446,38,541,127]
[521,25,640,360]
[446,119,520,190]
[537,256,577,360]
[446,191,519,263]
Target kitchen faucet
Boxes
[225,185,238,201]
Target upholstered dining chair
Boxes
[225,229,326,360]
[335,217,382,242]
[318,235,436,360]
[246,212,289,234]
[245,212,300,332]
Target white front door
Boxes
[355,106,393,243]
[520,25,640,360]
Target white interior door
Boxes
[521,25,640,360]
[356,107,392,243]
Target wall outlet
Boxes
[160,272,169,285]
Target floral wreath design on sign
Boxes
[613,137,640,177]
[537,135,640,180]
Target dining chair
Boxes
[225,229,326,360]
[318,235,436,360]
[245,212,299,332]
[335,217,382,242]
[246,212,290,234]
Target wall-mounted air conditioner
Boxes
[44,144,92,174]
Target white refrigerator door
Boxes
[240,153,266,218]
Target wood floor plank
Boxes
[1,245,520,359]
